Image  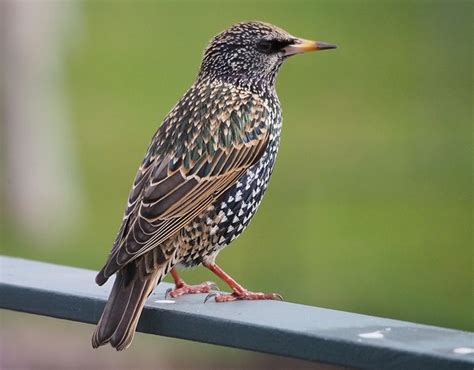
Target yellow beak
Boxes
[282,38,337,56]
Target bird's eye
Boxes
[256,39,294,54]
[256,40,274,54]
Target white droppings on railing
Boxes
[358,330,385,339]
[154,300,175,304]
[453,347,474,355]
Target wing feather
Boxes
[96,84,270,283]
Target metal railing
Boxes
[1,256,472,370]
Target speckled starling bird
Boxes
[92,21,336,350]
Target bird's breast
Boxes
[177,109,282,267]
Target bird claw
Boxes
[166,281,219,299]
[165,288,173,300]
[204,292,219,303]
[207,281,219,291]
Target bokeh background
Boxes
[1,0,472,369]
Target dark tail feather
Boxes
[92,264,160,351]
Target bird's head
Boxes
[196,21,337,91]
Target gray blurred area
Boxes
[1,0,82,244]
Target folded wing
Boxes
[96,87,269,284]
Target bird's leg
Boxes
[204,263,282,302]
[165,267,218,298]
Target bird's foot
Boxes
[205,290,283,303]
[166,281,218,299]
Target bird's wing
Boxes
[97,86,270,283]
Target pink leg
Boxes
[204,263,282,302]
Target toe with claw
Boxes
[166,281,219,299]
[205,290,283,303]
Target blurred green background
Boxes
[1,0,472,368]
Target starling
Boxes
[92,21,337,350]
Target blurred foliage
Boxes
[2,0,472,333]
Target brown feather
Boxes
[92,248,172,350]
[97,129,268,283]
